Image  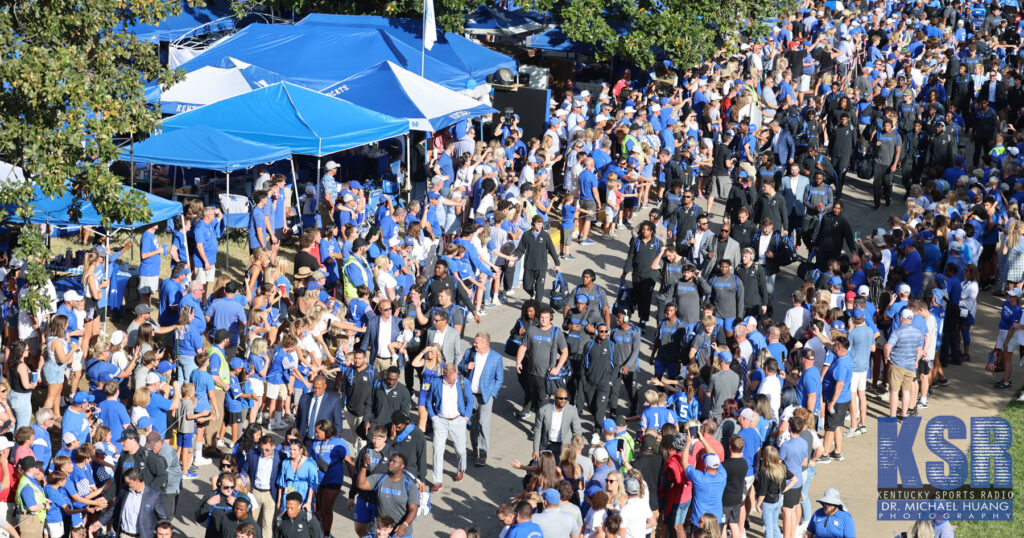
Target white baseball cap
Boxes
[592,447,609,462]
[64,290,84,302]
[324,160,340,170]
[145,372,162,385]
[857,285,870,297]
[900,308,915,319]
[110,330,125,346]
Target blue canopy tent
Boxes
[125,0,234,44]
[120,125,292,237]
[121,125,291,172]
[178,24,473,91]
[324,61,497,133]
[465,5,546,36]
[161,82,409,156]
[9,183,182,228]
[296,14,517,88]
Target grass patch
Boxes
[954,393,1024,537]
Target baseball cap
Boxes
[156,361,174,374]
[324,160,339,170]
[349,180,364,190]
[845,291,856,303]
[229,358,245,370]
[641,435,659,452]
[575,294,590,303]
[72,392,94,405]
[738,171,749,178]
[851,308,866,319]
[899,238,915,249]
[63,290,83,302]
[137,416,153,430]
[18,456,42,472]
[919,230,935,242]
[624,478,641,495]
[427,191,441,200]
[602,418,617,432]
[542,488,561,505]
[703,452,722,468]
[62,432,78,445]
[897,283,912,295]
[717,350,733,363]
[739,408,757,421]
[110,330,126,346]
[743,316,757,327]
[134,304,153,315]
[145,372,162,385]
[857,285,870,297]
[623,106,637,113]
[829,276,842,287]
[901,308,915,319]
[342,193,354,203]
[831,320,847,333]
[592,446,609,462]
[586,484,604,498]
[932,288,948,305]
[311,270,326,281]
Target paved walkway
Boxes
[171,174,1010,537]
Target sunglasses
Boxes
[598,330,609,334]
[555,396,568,401]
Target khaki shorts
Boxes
[265,382,287,400]
[138,275,159,295]
[850,370,868,392]
[249,379,265,398]
[888,365,915,392]
[194,266,217,284]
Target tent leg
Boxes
[225,171,230,273]
[148,164,153,194]
[290,157,302,233]
[103,235,109,336]
[405,133,411,203]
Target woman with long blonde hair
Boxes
[80,250,107,352]
[605,470,627,510]
[1003,219,1024,289]
[410,343,445,430]
[754,445,797,538]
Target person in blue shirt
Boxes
[157,263,189,327]
[60,392,94,446]
[138,222,163,306]
[207,282,248,348]
[821,337,853,463]
[44,470,74,537]
[898,238,924,297]
[685,446,728,527]
[248,190,272,251]
[311,419,352,536]
[996,288,1024,389]
[225,358,256,450]
[808,488,856,537]
[97,381,131,451]
[577,159,601,244]
[144,372,179,438]
[638,390,676,430]
[504,501,545,538]
[190,351,217,464]
[846,309,875,437]
[191,206,223,288]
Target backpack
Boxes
[504,319,526,356]
[797,251,821,282]
[614,278,633,315]
[549,273,569,311]
[772,233,796,267]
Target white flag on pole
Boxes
[423,0,437,51]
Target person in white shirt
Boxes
[619,478,655,538]
[460,333,503,466]
[784,290,811,339]
[757,358,783,420]
[428,363,473,490]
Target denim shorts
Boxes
[43,360,66,385]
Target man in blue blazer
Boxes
[458,332,505,466]
[295,375,344,452]
[360,300,403,371]
[93,467,168,538]
[769,120,796,167]
[426,363,474,491]
[239,434,282,538]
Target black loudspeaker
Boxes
[492,86,552,141]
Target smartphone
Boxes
[617,439,625,453]
[689,425,699,437]
[854,231,861,241]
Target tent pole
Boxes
[102,234,109,336]
[148,164,153,194]
[130,138,135,187]
[290,157,302,233]
[225,171,230,274]
[315,158,321,227]
[405,133,411,203]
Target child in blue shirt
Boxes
[44,471,73,538]
[225,358,255,447]
[347,287,371,329]
[638,390,676,430]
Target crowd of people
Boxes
[5,0,1024,537]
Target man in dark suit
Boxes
[295,375,343,452]
[239,434,282,538]
[532,388,582,460]
[93,467,168,538]
[360,300,403,372]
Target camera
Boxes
[503,108,515,125]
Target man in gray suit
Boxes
[532,388,582,460]
[425,310,462,364]
[704,221,741,279]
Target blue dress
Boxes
[277,456,320,503]
[418,363,444,406]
